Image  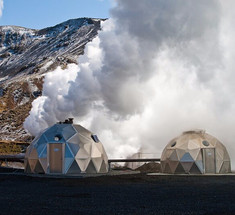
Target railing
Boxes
[0,154,25,163]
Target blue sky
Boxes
[0,0,112,29]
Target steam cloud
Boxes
[0,0,3,17]
[24,0,235,167]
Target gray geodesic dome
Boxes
[161,130,231,174]
[24,122,109,174]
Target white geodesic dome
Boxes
[24,122,109,174]
[161,130,231,174]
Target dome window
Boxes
[171,142,176,147]
[202,140,210,146]
[91,134,99,143]
[54,134,62,141]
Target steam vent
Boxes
[161,130,231,174]
[24,119,109,174]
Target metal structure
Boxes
[161,130,231,174]
[0,154,25,163]
[125,152,160,170]
[24,121,109,174]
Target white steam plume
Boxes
[24,0,235,167]
[0,0,3,17]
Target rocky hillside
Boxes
[0,18,104,142]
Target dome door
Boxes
[49,143,64,174]
[202,148,216,174]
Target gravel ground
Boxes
[1,171,235,215]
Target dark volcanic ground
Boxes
[1,172,235,215]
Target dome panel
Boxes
[175,148,186,160]
[92,157,103,172]
[43,124,67,143]
[174,163,185,174]
[195,160,204,173]
[220,161,231,173]
[67,160,81,174]
[86,160,97,173]
[169,161,179,173]
[189,148,200,160]
[76,158,91,172]
[180,153,194,162]
[181,162,193,172]
[76,148,90,159]
[169,150,179,161]
[164,162,172,173]
[188,140,200,150]
[36,136,47,156]
[100,161,109,173]
[39,145,47,158]
[67,142,80,156]
[28,159,38,173]
[61,125,77,141]
[34,160,44,173]
[30,148,39,160]
[39,157,47,173]
[91,143,102,158]
[190,162,202,174]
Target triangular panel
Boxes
[64,157,75,173]
[220,161,231,173]
[30,148,39,159]
[91,144,102,158]
[216,159,223,173]
[38,145,47,158]
[76,158,90,172]
[28,159,38,173]
[34,160,44,173]
[190,162,202,174]
[181,162,193,173]
[176,148,186,160]
[67,160,81,174]
[169,161,179,173]
[189,149,200,160]
[25,161,31,173]
[67,142,80,156]
[86,160,97,173]
[180,152,194,162]
[174,163,185,174]
[169,150,179,161]
[99,160,108,173]
[92,157,103,172]
[164,163,172,173]
[39,157,47,173]
[76,148,90,159]
[62,125,76,141]
[188,140,200,150]
[65,144,74,158]
[195,160,204,173]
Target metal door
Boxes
[49,143,64,173]
[202,148,216,173]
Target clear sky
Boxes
[0,0,112,29]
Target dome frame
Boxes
[161,130,231,174]
[25,123,109,174]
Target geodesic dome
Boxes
[161,130,231,174]
[24,122,109,174]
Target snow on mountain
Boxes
[0,17,104,142]
[0,18,104,82]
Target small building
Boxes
[161,130,231,174]
[24,119,109,174]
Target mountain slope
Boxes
[0,18,104,142]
